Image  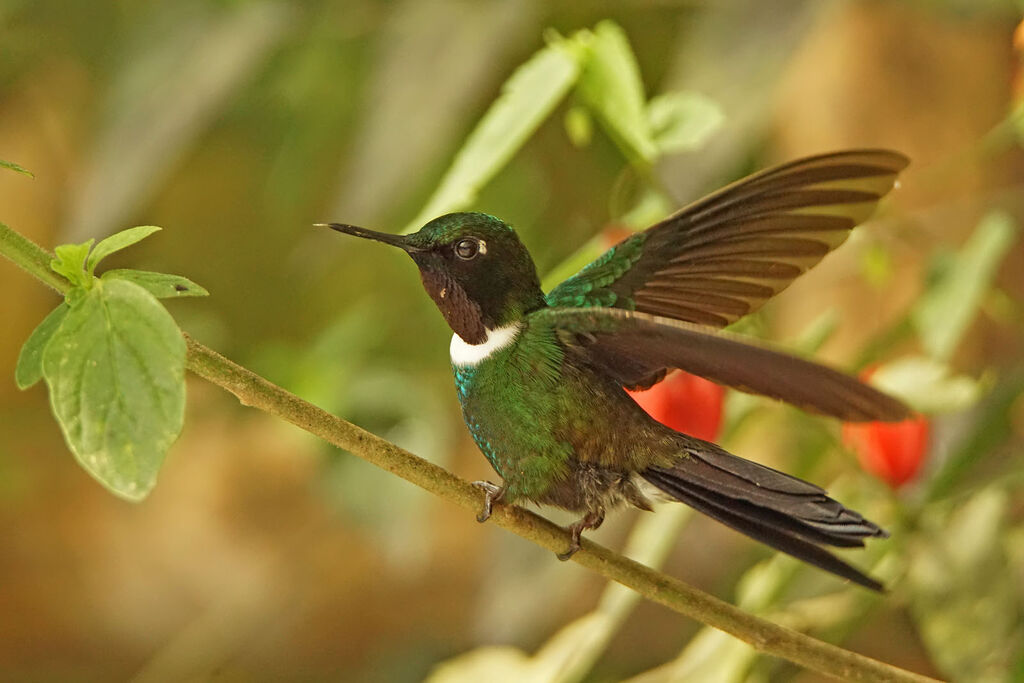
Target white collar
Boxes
[449,324,521,367]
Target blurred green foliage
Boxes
[2,1,1023,681]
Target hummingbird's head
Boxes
[324,212,545,344]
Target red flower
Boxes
[841,368,930,488]
[842,417,929,488]
[626,371,724,442]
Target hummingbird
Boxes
[323,149,910,591]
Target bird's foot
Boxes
[472,481,505,523]
[557,509,605,561]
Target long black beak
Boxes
[317,223,422,253]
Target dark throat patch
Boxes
[419,269,488,344]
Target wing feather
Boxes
[539,307,910,422]
[544,149,908,390]
[546,149,909,328]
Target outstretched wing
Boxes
[538,306,909,422]
[546,149,908,325]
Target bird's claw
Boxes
[472,480,505,523]
[557,509,605,561]
[556,539,580,562]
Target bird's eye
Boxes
[454,238,480,260]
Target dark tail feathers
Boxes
[641,443,887,591]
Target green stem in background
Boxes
[1,221,940,683]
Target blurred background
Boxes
[2,0,1024,681]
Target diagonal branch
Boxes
[1,219,941,683]
[184,337,940,683]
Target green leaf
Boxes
[909,488,1024,681]
[402,38,582,232]
[791,309,840,355]
[41,278,186,501]
[575,21,658,165]
[15,304,69,389]
[86,225,162,274]
[871,356,984,414]
[0,159,34,178]
[563,105,593,147]
[912,211,1017,361]
[102,268,209,298]
[927,372,1024,502]
[860,241,894,289]
[647,91,724,154]
[50,240,94,289]
[427,646,531,683]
